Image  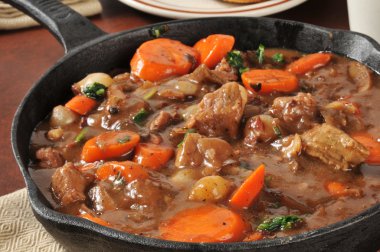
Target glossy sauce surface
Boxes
[30,48,380,242]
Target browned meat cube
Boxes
[51,163,91,207]
[185,64,237,85]
[149,108,181,132]
[321,101,364,133]
[186,82,246,139]
[88,183,118,212]
[301,124,369,171]
[36,147,64,168]
[270,92,318,134]
[244,115,282,146]
[175,133,235,174]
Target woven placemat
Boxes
[0,188,66,252]
[0,0,102,30]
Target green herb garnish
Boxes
[83,82,107,100]
[133,108,149,124]
[273,125,282,138]
[149,24,169,38]
[117,135,130,144]
[256,44,265,64]
[250,83,262,92]
[226,50,248,75]
[143,87,157,100]
[177,129,197,148]
[74,127,89,143]
[113,171,125,186]
[257,215,303,232]
[239,161,250,169]
[272,53,284,63]
[239,67,249,74]
[264,175,273,187]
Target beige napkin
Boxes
[0,188,66,252]
[0,0,102,30]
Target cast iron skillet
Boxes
[7,0,380,251]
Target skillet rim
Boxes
[11,16,380,250]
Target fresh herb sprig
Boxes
[272,53,284,63]
[74,127,89,143]
[149,24,169,38]
[83,82,107,100]
[256,44,265,64]
[226,50,249,74]
[257,215,303,232]
[133,108,149,125]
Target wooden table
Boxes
[0,0,349,196]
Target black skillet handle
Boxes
[3,0,106,53]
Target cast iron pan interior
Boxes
[7,0,380,251]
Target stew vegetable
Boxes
[30,34,380,243]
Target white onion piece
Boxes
[74,73,114,91]
[50,105,79,127]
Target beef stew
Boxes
[29,34,380,243]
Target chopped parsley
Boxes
[257,215,303,232]
[256,44,265,64]
[113,171,125,186]
[149,24,169,38]
[133,108,149,125]
[74,127,88,143]
[117,135,130,144]
[177,129,197,148]
[250,83,262,92]
[226,50,248,75]
[143,87,157,100]
[272,53,284,63]
[83,82,107,100]
[273,125,282,138]
[264,175,273,187]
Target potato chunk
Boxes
[189,176,232,202]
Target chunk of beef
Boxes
[51,163,91,207]
[215,58,239,81]
[321,101,364,133]
[244,115,282,146]
[175,133,235,174]
[186,82,247,139]
[300,124,369,171]
[88,183,118,212]
[270,93,318,134]
[184,64,237,85]
[149,111,171,132]
[149,108,181,132]
[36,147,64,168]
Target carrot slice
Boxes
[243,231,264,242]
[96,161,148,182]
[242,69,298,94]
[193,34,235,69]
[65,95,97,115]
[286,53,332,75]
[229,164,265,209]
[133,143,174,170]
[130,38,200,82]
[159,204,247,243]
[79,213,110,227]
[351,132,380,164]
[81,130,140,162]
[325,181,362,198]
[325,181,349,197]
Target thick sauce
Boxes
[29,46,380,242]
